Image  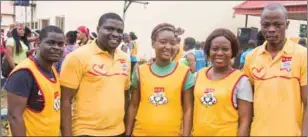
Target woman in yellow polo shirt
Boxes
[193,28,253,136]
[125,23,194,136]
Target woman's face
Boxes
[153,30,177,61]
[77,30,86,40]
[209,36,233,69]
[16,25,25,37]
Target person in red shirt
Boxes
[1,31,6,59]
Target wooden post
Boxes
[245,14,248,28]
[25,5,27,27]
[31,0,34,29]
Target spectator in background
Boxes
[121,33,131,56]
[129,32,139,73]
[6,23,19,38]
[24,27,38,56]
[172,28,185,62]
[172,36,184,62]
[180,37,196,73]
[33,30,41,48]
[298,38,307,47]
[194,41,207,71]
[257,31,265,46]
[76,26,91,46]
[1,30,5,59]
[123,32,138,75]
[239,39,257,69]
[54,30,78,73]
[89,32,97,40]
[24,27,36,43]
[5,24,30,69]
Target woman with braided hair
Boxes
[125,23,194,136]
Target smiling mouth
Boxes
[214,58,224,63]
[109,39,119,44]
[50,53,60,57]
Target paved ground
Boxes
[1,76,8,136]
[1,91,8,136]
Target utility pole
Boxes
[25,5,27,27]
[122,0,149,22]
[13,1,16,22]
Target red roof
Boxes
[233,1,307,20]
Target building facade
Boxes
[1,1,14,32]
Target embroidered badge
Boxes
[280,56,292,72]
[122,63,128,73]
[53,92,60,111]
[200,88,217,107]
[38,90,43,96]
[149,87,168,106]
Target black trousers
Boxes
[131,62,136,75]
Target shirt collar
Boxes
[91,39,118,56]
[257,39,294,55]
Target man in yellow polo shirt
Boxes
[60,12,130,136]
[243,3,307,136]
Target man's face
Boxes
[39,32,65,62]
[97,19,124,50]
[260,9,289,46]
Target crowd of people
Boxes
[0,3,307,136]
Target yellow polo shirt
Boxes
[243,39,307,136]
[60,40,130,136]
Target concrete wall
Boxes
[32,1,305,59]
[1,15,14,30]
[1,1,14,31]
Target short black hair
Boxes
[39,25,64,41]
[35,29,41,34]
[91,32,97,38]
[298,38,307,47]
[247,39,257,48]
[204,28,239,58]
[262,3,288,20]
[195,41,202,49]
[66,30,77,45]
[24,27,32,37]
[98,12,123,27]
[129,32,138,40]
[184,37,196,50]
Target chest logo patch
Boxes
[149,87,168,106]
[280,56,292,72]
[53,92,60,111]
[200,88,217,107]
